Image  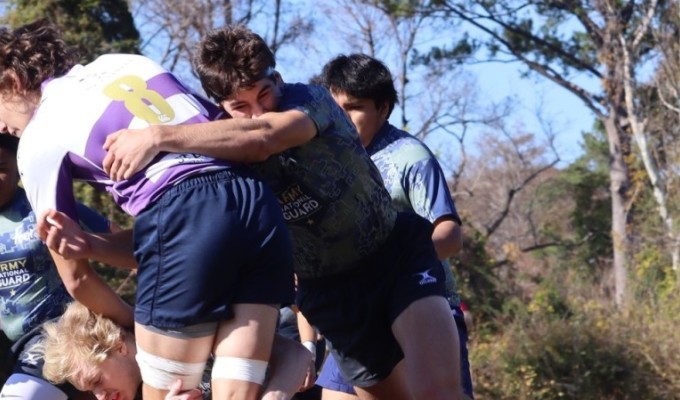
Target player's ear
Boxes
[118,332,132,355]
[377,101,389,120]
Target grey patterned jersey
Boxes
[367,123,462,305]
[251,84,397,279]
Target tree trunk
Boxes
[603,115,630,307]
[223,0,233,25]
[620,33,680,271]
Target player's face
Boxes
[331,91,388,147]
[0,93,38,137]
[0,148,19,208]
[221,75,282,119]
[74,340,141,400]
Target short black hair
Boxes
[319,54,398,118]
[0,135,19,154]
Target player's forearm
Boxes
[296,311,316,343]
[52,254,134,328]
[87,229,137,269]
[155,119,276,163]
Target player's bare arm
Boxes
[49,255,134,328]
[103,109,317,181]
[432,217,463,259]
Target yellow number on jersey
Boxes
[103,75,175,124]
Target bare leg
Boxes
[321,388,361,400]
[135,324,213,400]
[392,296,462,400]
[353,361,410,400]
[211,303,279,400]
[261,335,312,400]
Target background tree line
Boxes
[3,0,680,398]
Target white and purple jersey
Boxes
[17,54,230,218]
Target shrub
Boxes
[469,297,678,399]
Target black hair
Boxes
[0,134,19,154]
[319,53,398,118]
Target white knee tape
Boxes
[212,356,269,384]
[135,347,206,391]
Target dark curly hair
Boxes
[0,18,78,97]
[194,25,275,102]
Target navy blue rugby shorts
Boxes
[297,212,447,387]
[316,305,475,398]
[134,168,295,329]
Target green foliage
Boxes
[632,245,674,304]
[73,182,136,301]
[452,225,506,331]
[411,33,478,66]
[3,0,140,63]
[549,128,612,278]
[374,0,421,18]
[74,182,133,230]
[2,0,140,298]
[470,297,676,399]
[526,282,570,317]
[94,263,136,304]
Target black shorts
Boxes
[296,212,446,387]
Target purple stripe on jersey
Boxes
[147,73,192,99]
[195,93,226,120]
[116,164,229,215]
[147,74,225,121]
[86,101,133,166]
[86,72,222,166]
[68,153,111,188]
[70,66,230,216]
[55,161,79,220]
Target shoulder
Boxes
[0,189,32,222]
[371,124,432,160]
[279,83,333,108]
[279,83,355,136]
[17,120,66,172]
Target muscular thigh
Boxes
[135,323,214,363]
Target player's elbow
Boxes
[61,272,90,299]
[434,240,460,260]
[448,232,463,256]
[433,224,463,259]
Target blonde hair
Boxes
[40,302,125,386]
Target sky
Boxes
[133,1,600,172]
[467,61,597,164]
[264,3,600,171]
